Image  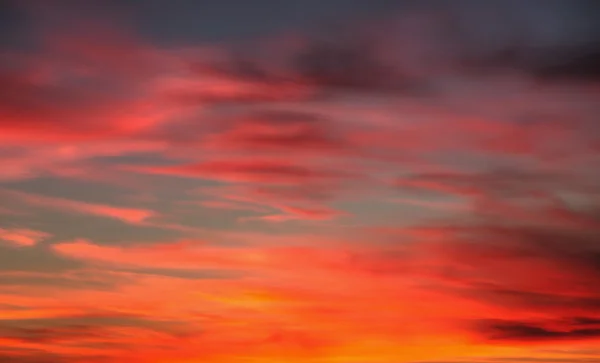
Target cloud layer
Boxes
[1,1,599,362]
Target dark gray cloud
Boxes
[209,0,600,96]
[476,318,600,342]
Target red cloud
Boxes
[201,110,348,154]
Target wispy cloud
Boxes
[1,189,156,225]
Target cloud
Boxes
[239,207,343,224]
[1,189,156,225]
[477,318,600,343]
[533,41,600,82]
[399,169,579,198]
[244,204,344,223]
[391,185,600,345]
[0,228,50,247]
[133,158,355,186]
[212,0,600,95]
[0,309,190,362]
[0,63,159,143]
[292,36,408,92]
[201,109,349,154]
[187,183,348,223]
[1,1,600,362]
[0,324,102,344]
[51,239,231,272]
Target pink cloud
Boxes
[240,204,344,223]
[1,189,155,225]
[133,158,355,186]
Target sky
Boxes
[1,0,600,362]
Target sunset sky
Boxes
[1,1,600,362]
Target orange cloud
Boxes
[0,228,49,247]
[45,231,600,362]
